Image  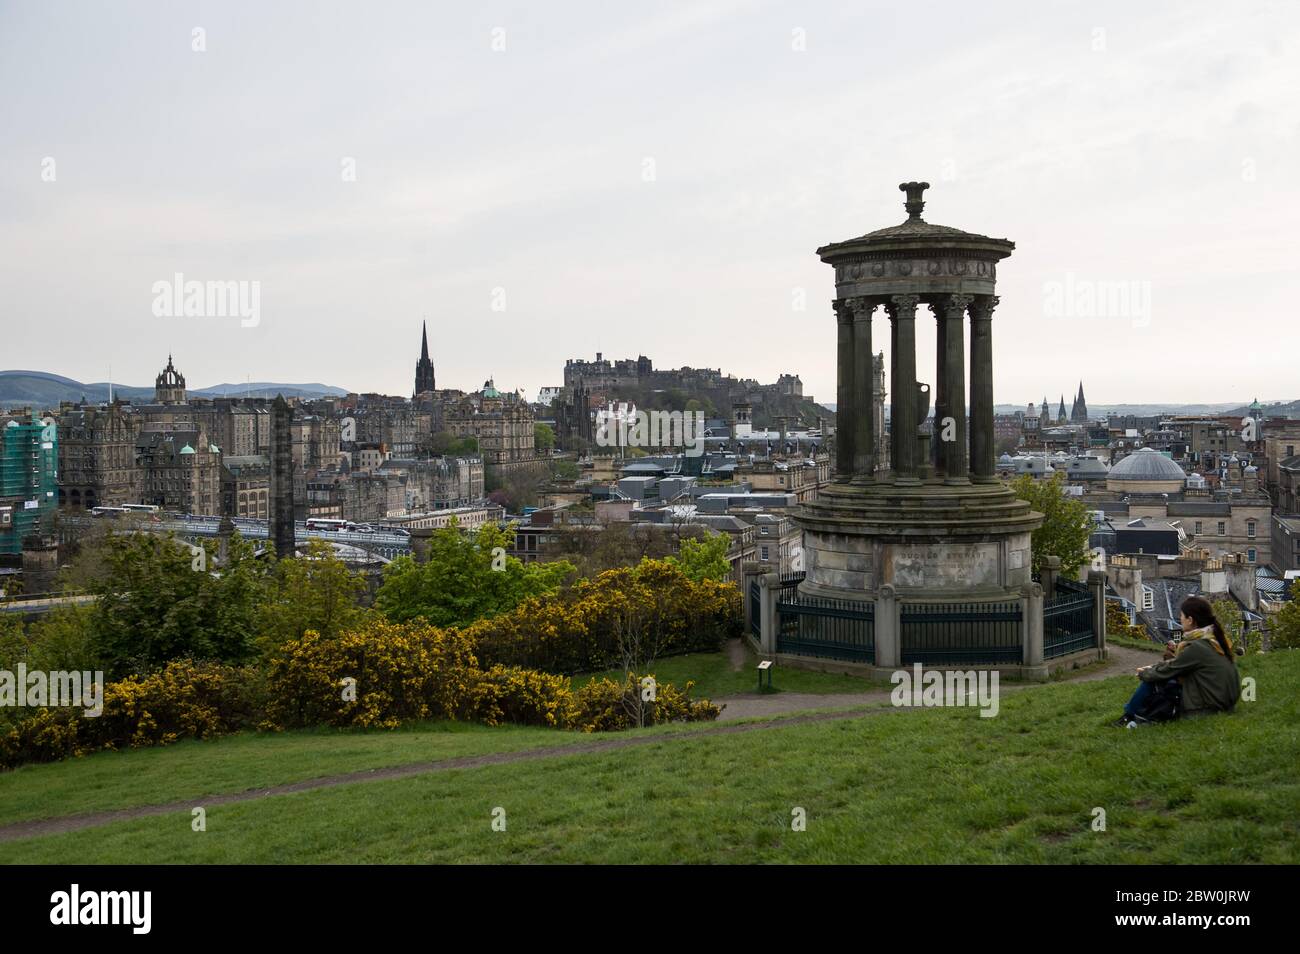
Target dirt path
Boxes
[0,706,907,845]
[713,643,1152,721]
[0,644,1152,845]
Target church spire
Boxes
[414,321,436,396]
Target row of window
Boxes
[1192,520,1256,538]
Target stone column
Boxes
[1022,581,1044,669]
[741,561,762,634]
[849,297,875,484]
[888,295,921,484]
[270,394,295,559]
[875,584,898,669]
[1041,555,1061,596]
[939,294,972,484]
[834,300,854,483]
[1088,569,1108,659]
[933,303,947,475]
[969,295,997,482]
[758,571,781,655]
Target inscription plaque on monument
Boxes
[888,542,999,589]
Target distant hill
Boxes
[0,370,348,408]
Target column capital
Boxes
[846,296,875,320]
[833,298,854,324]
[888,294,920,317]
[970,295,1000,322]
[935,293,975,317]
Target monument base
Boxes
[794,478,1043,601]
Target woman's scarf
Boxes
[1177,624,1233,657]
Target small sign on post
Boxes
[757,659,774,691]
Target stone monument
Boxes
[270,394,295,558]
[795,182,1042,602]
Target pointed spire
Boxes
[420,321,430,361]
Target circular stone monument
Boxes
[795,182,1043,601]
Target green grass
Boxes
[1108,635,1165,652]
[0,721,607,828]
[4,651,1297,863]
[575,642,887,698]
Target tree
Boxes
[552,460,580,481]
[432,431,479,456]
[1210,597,1249,655]
[547,521,700,577]
[258,539,370,654]
[375,521,574,628]
[1269,580,1300,650]
[1106,600,1150,642]
[83,531,269,677]
[1010,471,1091,576]
[668,532,731,583]
[534,423,556,452]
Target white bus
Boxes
[305,518,348,533]
[90,506,130,518]
[120,504,160,514]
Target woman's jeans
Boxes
[1124,678,1180,718]
[1123,681,1155,718]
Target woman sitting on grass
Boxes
[1113,596,1240,727]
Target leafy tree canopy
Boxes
[1010,471,1092,577]
[375,520,574,628]
[667,532,732,583]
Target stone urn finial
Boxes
[899,181,930,220]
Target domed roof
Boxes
[817,182,1014,259]
[179,444,195,455]
[1108,447,1185,482]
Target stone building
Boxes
[1277,455,1300,514]
[136,426,222,515]
[292,413,341,469]
[154,355,187,405]
[1261,417,1300,504]
[221,455,270,518]
[56,402,141,509]
[1081,447,1273,566]
[446,380,540,478]
[1270,515,1300,575]
[189,399,271,458]
[354,395,420,457]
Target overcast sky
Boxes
[2,0,1297,407]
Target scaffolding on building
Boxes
[0,412,59,554]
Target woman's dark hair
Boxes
[1180,595,1232,658]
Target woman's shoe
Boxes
[1110,715,1133,728]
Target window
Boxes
[760,546,769,561]
[1248,548,1256,563]
[1217,521,1226,536]
[1247,521,1256,539]
[1194,521,1202,535]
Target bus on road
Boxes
[305,518,348,533]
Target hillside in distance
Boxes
[0,370,348,408]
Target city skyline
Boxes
[3,1,1297,404]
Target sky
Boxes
[1,0,1297,407]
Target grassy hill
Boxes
[1,649,1296,863]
